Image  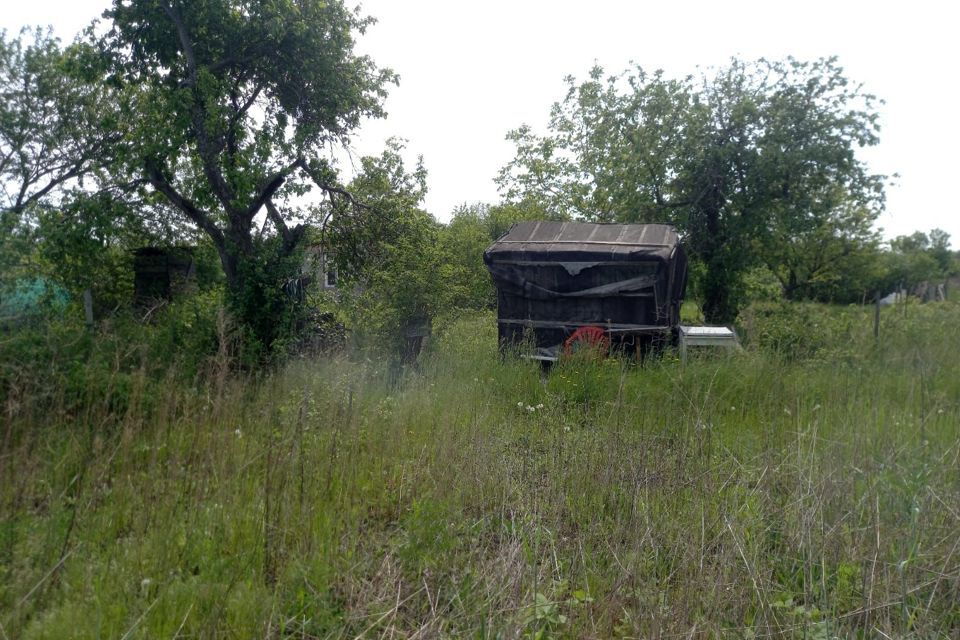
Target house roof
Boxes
[484,221,682,264]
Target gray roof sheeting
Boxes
[484,221,681,264]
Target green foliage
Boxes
[34,196,136,312]
[437,204,497,310]
[738,301,862,362]
[741,265,783,303]
[95,0,398,351]
[0,25,220,326]
[883,228,957,292]
[226,237,312,360]
[0,290,225,418]
[761,199,883,302]
[435,201,562,313]
[498,58,886,322]
[340,210,443,352]
[325,139,428,280]
[328,141,443,353]
[3,302,960,637]
[0,28,127,290]
[0,28,117,220]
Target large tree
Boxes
[0,28,123,283]
[498,58,885,323]
[884,229,957,293]
[0,29,118,218]
[327,140,444,351]
[98,0,397,346]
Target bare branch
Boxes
[235,84,262,121]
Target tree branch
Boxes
[295,157,371,212]
[145,158,225,249]
[264,199,291,241]
[159,2,238,212]
[243,161,299,221]
[233,84,262,124]
[210,54,257,76]
[161,1,198,86]
[265,199,306,256]
[192,115,236,213]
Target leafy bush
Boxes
[0,290,227,421]
[3,304,960,637]
[738,301,864,362]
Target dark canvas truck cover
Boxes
[484,221,688,357]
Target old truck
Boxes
[484,221,688,360]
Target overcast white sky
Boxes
[4,1,958,245]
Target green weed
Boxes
[2,301,958,637]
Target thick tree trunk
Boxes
[218,215,308,351]
[781,269,801,301]
[702,262,736,324]
[698,188,738,325]
[217,245,240,289]
[219,218,255,290]
[147,155,311,351]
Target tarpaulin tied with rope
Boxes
[484,221,688,358]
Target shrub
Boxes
[738,301,864,362]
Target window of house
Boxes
[324,265,338,288]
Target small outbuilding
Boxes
[133,247,196,303]
[484,221,687,359]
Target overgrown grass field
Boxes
[2,302,959,638]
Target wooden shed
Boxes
[133,247,196,303]
[484,221,687,359]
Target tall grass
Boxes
[1,302,958,638]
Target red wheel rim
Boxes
[563,325,609,357]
